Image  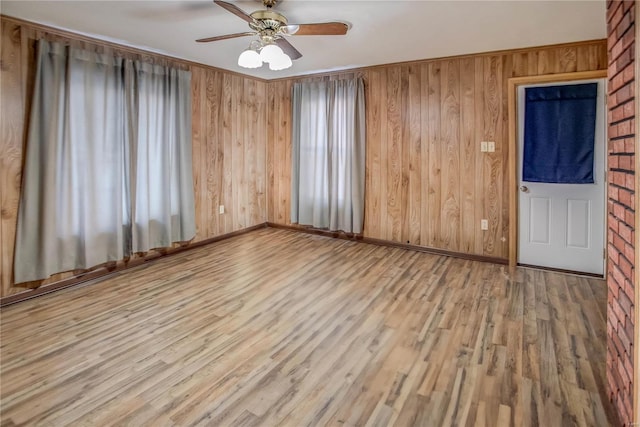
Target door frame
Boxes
[507,70,608,269]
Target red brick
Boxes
[618,155,632,170]
[618,320,632,353]
[622,62,634,83]
[617,284,633,315]
[613,170,626,186]
[618,253,633,277]
[614,49,633,76]
[622,343,634,376]
[615,117,634,137]
[615,10,634,40]
[611,327,627,358]
[607,1,623,24]
[610,70,626,92]
[622,99,635,118]
[610,188,620,204]
[624,171,635,189]
[623,242,634,261]
[625,209,635,226]
[623,279,635,301]
[612,202,626,220]
[618,187,632,208]
[623,312,635,337]
[611,263,626,288]
[610,138,625,153]
[611,36,625,60]
[611,63,635,92]
[608,214,620,232]
[622,0,634,13]
[618,222,633,244]
[623,138,634,153]
[613,81,634,105]
[608,271,620,296]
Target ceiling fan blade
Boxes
[214,0,254,23]
[196,32,255,43]
[275,38,303,60]
[289,22,349,36]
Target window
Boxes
[13,40,195,284]
[290,78,366,233]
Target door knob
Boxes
[520,185,529,193]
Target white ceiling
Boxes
[1,1,606,80]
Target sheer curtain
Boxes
[127,61,195,253]
[13,40,195,284]
[291,78,365,233]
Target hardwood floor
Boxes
[0,228,616,426]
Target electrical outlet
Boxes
[480,141,488,152]
[481,219,489,230]
[487,141,496,152]
[219,205,225,214]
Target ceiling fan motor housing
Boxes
[250,10,287,29]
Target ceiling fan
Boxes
[196,0,349,70]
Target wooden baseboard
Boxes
[266,222,508,265]
[0,223,268,307]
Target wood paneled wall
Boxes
[0,17,267,298]
[0,14,609,299]
[266,41,608,260]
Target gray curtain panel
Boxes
[127,60,195,253]
[13,40,195,284]
[291,78,365,233]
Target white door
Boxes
[518,79,606,275]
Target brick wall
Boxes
[606,0,636,425]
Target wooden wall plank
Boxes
[365,70,381,239]
[222,73,234,234]
[378,69,390,241]
[427,62,442,249]
[232,75,244,231]
[205,69,219,237]
[0,21,24,296]
[419,64,431,247]
[482,56,502,256]
[254,80,267,226]
[473,57,486,255]
[408,65,422,246]
[266,82,275,223]
[440,60,461,251]
[386,67,402,242]
[191,67,204,241]
[0,17,269,298]
[460,58,476,254]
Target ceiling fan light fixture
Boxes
[238,48,262,68]
[259,43,284,64]
[269,53,292,70]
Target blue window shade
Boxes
[523,83,598,183]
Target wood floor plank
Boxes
[0,228,615,426]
